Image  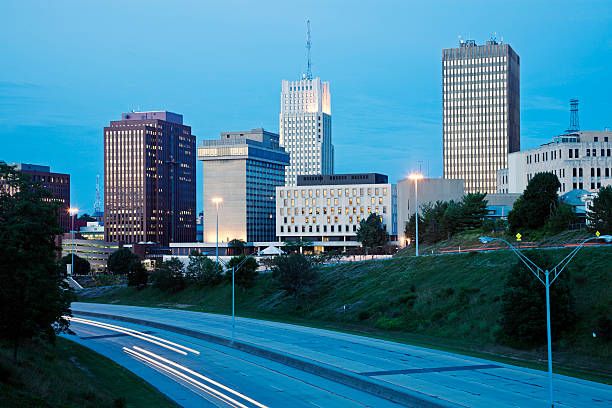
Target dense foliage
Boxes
[0,163,72,359]
[107,248,140,275]
[60,254,91,275]
[508,173,561,233]
[271,253,319,298]
[185,253,223,286]
[404,193,488,244]
[127,262,148,289]
[150,258,185,293]
[356,213,389,250]
[587,186,612,234]
[227,255,259,290]
[498,252,576,348]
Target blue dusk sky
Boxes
[1,0,611,214]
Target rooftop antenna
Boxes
[567,99,580,133]
[305,19,313,80]
[94,174,102,215]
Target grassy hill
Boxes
[82,246,612,383]
[0,338,177,407]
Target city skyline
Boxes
[1,0,611,213]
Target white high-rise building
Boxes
[280,77,334,186]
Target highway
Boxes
[64,314,401,408]
[69,302,612,407]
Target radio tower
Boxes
[305,19,313,80]
[567,98,580,133]
[94,174,102,218]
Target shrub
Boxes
[271,254,319,298]
[227,255,259,290]
[127,262,148,289]
[150,258,185,293]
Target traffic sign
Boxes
[515,232,522,242]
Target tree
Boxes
[458,193,488,230]
[107,247,140,274]
[78,213,96,222]
[0,163,72,360]
[508,173,561,233]
[356,213,388,250]
[150,258,185,292]
[227,255,259,290]
[60,254,91,275]
[587,186,612,234]
[185,253,222,286]
[498,252,576,348]
[271,253,319,298]
[227,239,246,256]
[127,262,148,289]
[545,203,577,234]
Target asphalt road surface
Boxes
[68,302,612,407]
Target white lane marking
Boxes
[66,316,189,355]
[124,347,248,408]
[67,316,200,355]
[132,346,269,408]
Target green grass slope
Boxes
[0,338,178,407]
[83,246,612,383]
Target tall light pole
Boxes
[479,233,612,407]
[408,173,423,256]
[212,197,223,272]
[68,207,79,275]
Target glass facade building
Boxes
[198,129,289,243]
[280,77,334,186]
[443,40,520,194]
[104,111,196,245]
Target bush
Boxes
[107,248,140,275]
[60,254,91,275]
[150,258,185,293]
[544,203,577,234]
[127,262,148,289]
[498,252,576,348]
[227,255,259,290]
[271,254,319,298]
[185,254,222,286]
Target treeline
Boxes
[404,193,490,244]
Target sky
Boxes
[1,0,611,214]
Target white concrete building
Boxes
[279,77,333,186]
[396,178,465,245]
[497,130,612,194]
[276,174,396,251]
[61,238,119,273]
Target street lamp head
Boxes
[408,173,424,181]
[68,207,79,216]
[212,197,223,205]
[479,236,495,244]
[599,235,612,243]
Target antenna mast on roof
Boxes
[94,174,102,214]
[305,19,313,80]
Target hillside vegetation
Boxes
[83,246,612,382]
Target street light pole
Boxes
[212,197,223,272]
[408,173,423,257]
[68,207,78,276]
[219,253,257,342]
[479,234,612,408]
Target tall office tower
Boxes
[198,128,289,243]
[443,38,520,194]
[104,111,196,245]
[279,22,333,186]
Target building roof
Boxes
[297,173,388,186]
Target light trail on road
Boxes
[123,346,268,408]
[66,315,199,356]
[131,346,269,408]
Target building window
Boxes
[569,149,573,158]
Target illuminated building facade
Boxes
[443,39,520,193]
[280,77,333,186]
[198,128,289,243]
[104,111,196,245]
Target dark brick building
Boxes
[104,111,196,245]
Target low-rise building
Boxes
[61,238,119,273]
[79,221,104,240]
[497,130,612,194]
[397,177,465,245]
[275,173,397,251]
